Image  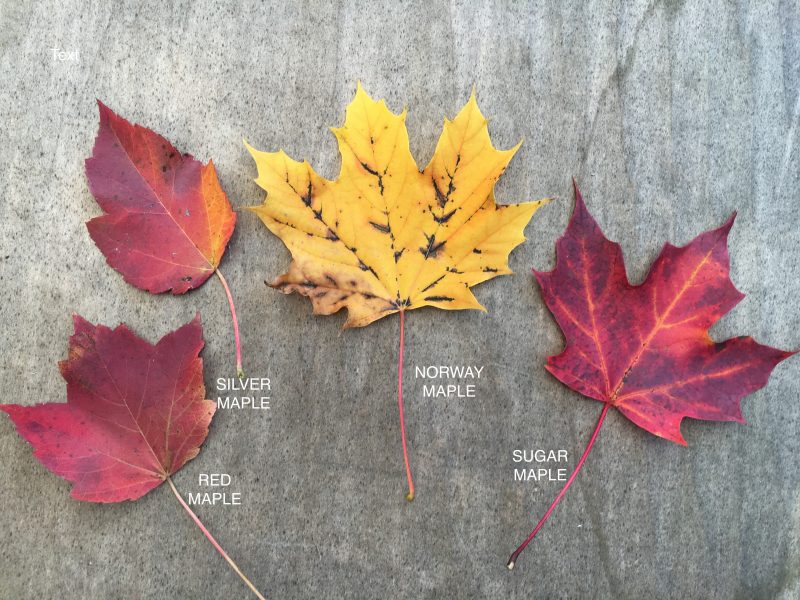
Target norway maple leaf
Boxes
[85,103,244,376]
[247,84,549,500]
[0,317,265,598]
[507,182,795,569]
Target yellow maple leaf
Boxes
[247,84,549,501]
[247,83,549,328]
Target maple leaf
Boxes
[247,83,548,328]
[247,84,548,500]
[0,316,265,598]
[507,182,796,569]
[86,102,235,295]
[85,102,244,376]
[1,315,212,501]
[537,183,794,445]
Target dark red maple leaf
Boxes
[537,186,793,445]
[507,182,795,569]
[1,315,213,502]
[0,317,265,598]
[85,102,243,376]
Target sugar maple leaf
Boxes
[537,183,794,444]
[85,103,244,376]
[507,182,795,569]
[247,84,548,500]
[0,317,265,598]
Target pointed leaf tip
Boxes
[571,177,582,200]
[722,211,737,232]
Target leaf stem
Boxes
[215,269,244,378]
[398,309,414,502]
[506,402,610,570]
[167,477,266,599]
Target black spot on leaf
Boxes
[370,221,391,234]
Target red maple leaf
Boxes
[1,315,213,502]
[85,102,243,376]
[0,317,265,598]
[507,182,795,569]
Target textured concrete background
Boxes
[1,0,798,598]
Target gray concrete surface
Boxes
[1,0,799,598]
